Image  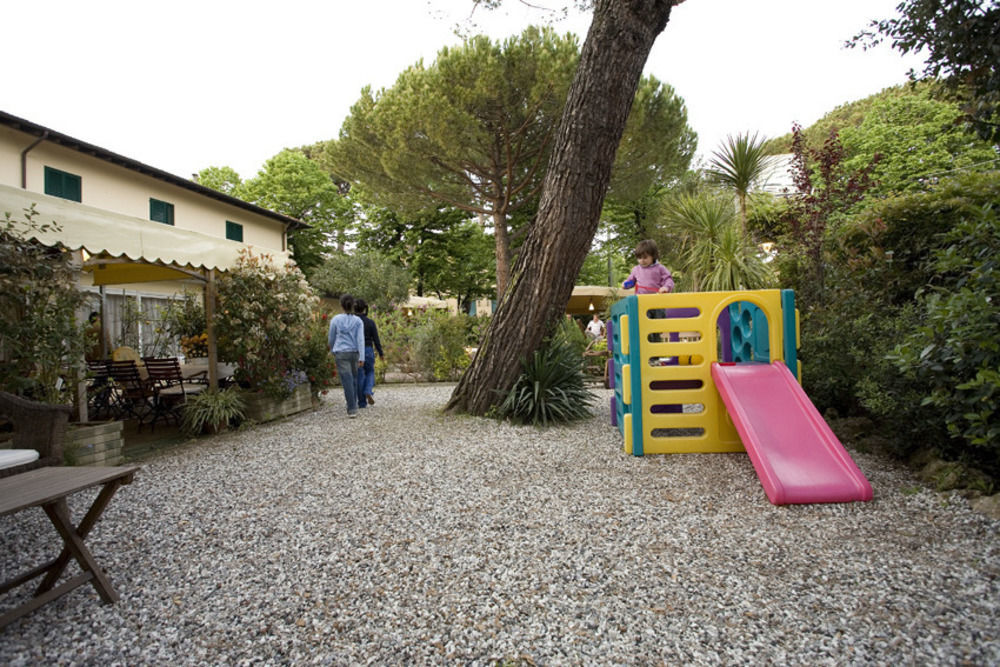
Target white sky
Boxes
[3,0,925,181]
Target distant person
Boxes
[585,312,605,341]
[84,311,110,361]
[327,294,365,418]
[353,298,384,409]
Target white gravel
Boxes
[1,384,997,665]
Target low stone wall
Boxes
[243,383,313,423]
[66,421,124,466]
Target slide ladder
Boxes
[712,362,873,505]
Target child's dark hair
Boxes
[339,293,355,313]
[634,239,659,262]
[354,298,368,316]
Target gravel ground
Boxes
[1,384,998,665]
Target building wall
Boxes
[0,125,286,250]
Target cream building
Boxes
[0,110,304,357]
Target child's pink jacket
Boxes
[625,262,674,294]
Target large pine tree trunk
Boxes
[447,0,677,415]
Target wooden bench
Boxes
[0,465,140,628]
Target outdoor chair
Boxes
[108,360,154,428]
[143,357,205,430]
[86,359,115,420]
[0,391,72,478]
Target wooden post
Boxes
[204,270,219,390]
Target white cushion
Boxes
[0,449,40,470]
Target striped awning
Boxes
[1,183,291,285]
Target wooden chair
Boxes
[0,391,72,478]
[86,359,115,420]
[108,360,154,428]
[143,357,205,430]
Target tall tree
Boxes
[325,26,578,299]
[446,0,683,415]
[357,203,495,309]
[194,166,244,197]
[849,0,1000,142]
[240,150,352,276]
[325,26,694,301]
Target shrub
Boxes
[300,311,337,396]
[891,205,1000,473]
[496,336,594,426]
[215,249,319,400]
[412,313,473,381]
[0,206,88,403]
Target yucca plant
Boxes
[181,387,246,436]
[496,337,594,426]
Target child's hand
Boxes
[623,279,636,289]
[658,286,672,293]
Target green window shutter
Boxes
[225,221,243,242]
[43,166,82,202]
[150,198,174,225]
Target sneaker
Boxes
[366,394,375,405]
[348,411,358,419]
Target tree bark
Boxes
[447,0,677,415]
[492,208,511,300]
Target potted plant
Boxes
[180,387,246,436]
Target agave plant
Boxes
[497,337,594,427]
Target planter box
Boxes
[65,420,124,466]
[243,383,313,423]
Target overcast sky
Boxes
[3,0,925,181]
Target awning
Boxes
[404,295,449,310]
[567,285,621,315]
[0,183,290,285]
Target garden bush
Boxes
[215,249,321,400]
[891,205,1000,475]
[0,206,88,403]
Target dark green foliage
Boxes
[496,331,593,427]
[794,172,1000,483]
[181,387,246,436]
[0,206,88,403]
[849,0,1000,142]
[891,204,1000,469]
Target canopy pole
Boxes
[205,270,219,390]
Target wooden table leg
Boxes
[37,480,126,604]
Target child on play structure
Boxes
[623,239,674,295]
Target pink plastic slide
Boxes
[712,362,873,505]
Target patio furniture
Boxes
[0,391,72,478]
[107,360,153,427]
[0,464,140,628]
[85,359,115,420]
[180,358,237,387]
[143,357,206,430]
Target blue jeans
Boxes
[334,351,360,413]
[356,346,375,408]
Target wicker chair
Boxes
[0,391,72,478]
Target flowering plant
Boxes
[215,249,320,400]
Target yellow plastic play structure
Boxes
[609,289,799,456]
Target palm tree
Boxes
[708,131,772,236]
[658,191,774,291]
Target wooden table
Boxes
[0,465,140,628]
